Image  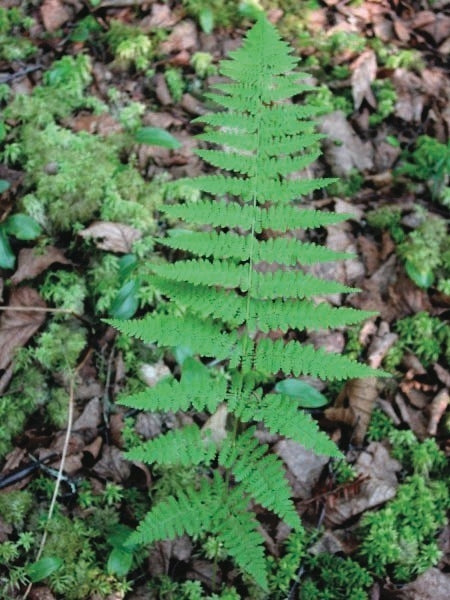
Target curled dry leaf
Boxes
[392,568,450,600]
[40,0,70,32]
[428,388,450,436]
[160,20,198,54]
[78,222,141,253]
[325,377,379,445]
[0,287,46,371]
[275,439,329,498]
[11,246,71,284]
[350,50,377,110]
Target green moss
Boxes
[395,311,450,367]
[0,7,36,62]
[300,554,373,600]
[359,474,449,581]
[182,0,242,30]
[40,270,87,315]
[105,20,153,70]
[34,321,87,372]
[165,67,185,103]
[4,55,104,128]
[368,80,397,126]
[0,491,33,529]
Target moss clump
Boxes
[300,554,373,600]
[0,7,36,62]
[34,321,87,372]
[105,20,153,70]
[395,311,450,367]
[0,491,33,529]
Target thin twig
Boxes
[0,305,93,327]
[0,64,43,84]
[23,350,92,600]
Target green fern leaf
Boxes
[125,424,217,467]
[219,428,301,529]
[254,338,386,380]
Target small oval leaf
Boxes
[0,179,10,194]
[275,379,328,407]
[135,127,181,149]
[109,279,140,320]
[26,556,63,582]
[405,261,434,289]
[0,227,15,269]
[5,214,42,240]
[107,546,134,577]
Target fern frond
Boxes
[162,201,350,233]
[255,395,341,457]
[128,479,216,546]
[159,231,352,265]
[125,424,217,467]
[254,338,385,380]
[219,428,301,529]
[118,358,227,413]
[108,314,240,360]
[251,270,358,299]
[215,506,268,590]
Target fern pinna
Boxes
[111,17,383,590]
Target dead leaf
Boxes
[358,235,381,276]
[202,403,228,444]
[393,69,424,122]
[0,287,46,371]
[325,378,379,445]
[11,246,71,284]
[324,442,401,527]
[274,440,329,498]
[29,587,56,600]
[428,389,449,435]
[320,111,374,175]
[93,446,130,482]
[40,0,70,32]
[73,397,102,431]
[160,21,198,54]
[142,3,178,29]
[411,11,450,44]
[78,222,141,253]
[367,324,398,369]
[391,568,450,600]
[351,50,377,110]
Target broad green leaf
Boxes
[110,279,140,320]
[274,378,328,407]
[5,214,42,240]
[0,179,10,193]
[0,227,15,269]
[405,261,434,289]
[135,127,181,149]
[107,546,133,577]
[26,557,62,582]
[118,254,138,281]
[199,8,214,34]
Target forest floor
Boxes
[0,1,449,599]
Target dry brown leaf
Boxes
[73,397,102,431]
[351,50,377,110]
[274,440,329,498]
[0,287,46,371]
[411,11,450,44]
[11,246,71,285]
[392,69,424,122]
[78,222,141,253]
[93,446,130,482]
[392,568,450,600]
[160,21,198,54]
[320,111,374,175]
[325,377,379,445]
[142,3,179,29]
[40,0,70,32]
[324,442,400,527]
[428,389,450,436]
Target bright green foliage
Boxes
[398,135,450,204]
[366,205,404,243]
[165,68,185,102]
[35,322,87,372]
[359,474,449,581]
[300,554,373,600]
[0,7,35,62]
[112,17,383,588]
[105,20,153,70]
[368,80,397,126]
[397,214,449,289]
[40,270,87,315]
[395,311,450,367]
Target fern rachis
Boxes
[111,16,385,592]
